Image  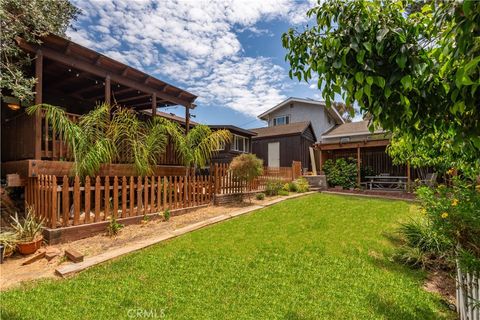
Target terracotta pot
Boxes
[17,236,43,255]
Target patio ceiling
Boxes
[16,34,197,110]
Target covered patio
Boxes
[2,34,197,179]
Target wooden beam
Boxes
[34,50,43,160]
[115,94,150,104]
[151,93,157,116]
[105,74,111,105]
[17,39,194,107]
[315,139,389,151]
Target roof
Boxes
[208,125,257,137]
[251,121,315,139]
[141,109,199,125]
[321,120,385,138]
[257,97,345,125]
[16,34,197,108]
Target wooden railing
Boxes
[25,174,212,228]
[41,109,80,161]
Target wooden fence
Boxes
[25,175,212,228]
[25,161,302,229]
[457,267,480,320]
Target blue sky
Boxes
[68,0,331,129]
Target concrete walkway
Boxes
[56,192,316,277]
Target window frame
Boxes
[273,115,290,126]
[231,134,250,153]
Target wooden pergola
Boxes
[15,34,197,160]
[314,139,411,187]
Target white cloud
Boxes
[68,0,314,117]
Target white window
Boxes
[273,115,289,126]
[215,141,225,151]
[231,134,249,153]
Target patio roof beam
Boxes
[17,38,194,107]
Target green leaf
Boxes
[355,88,363,101]
[374,76,385,88]
[355,72,364,84]
[385,87,392,98]
[401,75,412,91]
[396,54,407,69]
[366,76,374,85]
[376,28,389,42]
[363,42,372,53]
[463,0,472,17]
[356,50,366,64]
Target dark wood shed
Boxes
[251,121,315,170]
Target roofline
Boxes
[251,122,315,140]
[257,97,345,124]
[209,125,257,136]
[321,130,386,139]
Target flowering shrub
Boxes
[416,178,480,272]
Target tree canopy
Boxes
[1,0,79,101]
[282,0,479,175]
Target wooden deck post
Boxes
[185,106,190,135]
[105,74,111,105]
[151,93,157,116]
[356,147,361,187]
[34,50,43,159]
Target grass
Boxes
[1,194,454,319]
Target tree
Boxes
[1,0,79,101]
[229,154,264,202]
[282,0,480,178]
[159,120,232,169]
[27,104,169,178]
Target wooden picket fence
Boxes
[457,267,480,320]
[213,162,300,195]
[25,161,302,229]
[25,174,212,228]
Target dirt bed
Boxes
[1,197,276,291]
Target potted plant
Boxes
[11,207,44,255]
[0,231,18,260]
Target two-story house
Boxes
[251,97,344,171]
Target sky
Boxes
[67,0,335,129]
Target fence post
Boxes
[73,176,80,225]
[51,176,57,228]
[84,176,91,224]
[62,176,69,226]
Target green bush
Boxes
[278,190,289,196]
[293,177,309,193]
[394,218,454,270]
[255,193,265,200]
[322,158,357,189]
[265,180,283,196]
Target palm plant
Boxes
[158,118,232,169]
[27,103,169,177]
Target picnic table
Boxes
[363,175,408,191]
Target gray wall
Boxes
[263,101,335,141]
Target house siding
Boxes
[251,126,315,170]
[263,101,334,142]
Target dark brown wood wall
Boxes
[1,105,36,161]
[252,132,314,170]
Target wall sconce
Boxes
[3,96,21,111]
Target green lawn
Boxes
[1,194,454,319]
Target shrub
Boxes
[265,180,283,196]
[163,209,171,222]
[230,154,264,202]
[294,177,309,193]
[278,190,289,196]
[415,178,480,272]
[107,216,123,237]
[255,193,265,200]
[322,158,357,189]
[0,231,18,258]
